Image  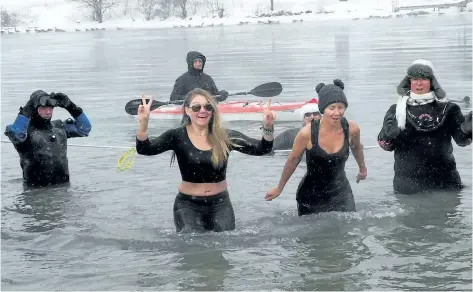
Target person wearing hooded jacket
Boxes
[271,98,321,152]
[377,59,472,194]
[169,51,229,102]
[4,90,92,187]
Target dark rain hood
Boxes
[186,51,206,75]
[30,90,54,128]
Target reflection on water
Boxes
[5,183,71,233]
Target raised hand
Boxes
[137,94,153,138]
[138,94,153,123]
[51,92,72,109]
[259,97,276,128]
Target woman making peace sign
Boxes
[136,88,276,233]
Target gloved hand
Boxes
[382,118,401,140]
[50,92,72,109]
[216,90,229,102]
[20,97,38,118]
[51,92,83,117]
[461,111,472,134]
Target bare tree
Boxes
[69,0,119,23]
[138,0,160,20]
[270,0,273,11]
[205,0,224,18]
[122,0,131,15]
[1,8,18,27]
[156,0,173,19]
[173,0,188,19]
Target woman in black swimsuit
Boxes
[265,79,367,216]
[136,88,276,232]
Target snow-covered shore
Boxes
[1,0,471,34]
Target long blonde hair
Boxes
[171,88,238,168]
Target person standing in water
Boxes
[169,51,229,102]
[4,90,92,187]
[136,88,275,233]
[265,79,367,216]
[377,59,472,194]
[271,98,322,151]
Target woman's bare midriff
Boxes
[178,180,228,196]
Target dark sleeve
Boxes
[169,76,187,101]
[448,103,472,147]
[206,75,219,96]
[4,114,29,145]
[273,128,299,150]
[377,104,397,151]
[63,112,92,138]
[136,128,177,156]
[227,129,273,156]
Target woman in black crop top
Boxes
[265,79,367,216]
[136,88,276,232]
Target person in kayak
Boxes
[272,98,321,151]
[136,88,275,233]
[169,51,229,102]
[265,79,367,216]
[377,59,472,194]
[4,90,92,187]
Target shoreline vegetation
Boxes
[1,0,471,34]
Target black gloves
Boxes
[51,92,72,108]
[20,98,37,118]
[381,115,401,140]
[215,90,229,102]
[51,92,83,118]
[461,111,472,135]
[384,119,401,140]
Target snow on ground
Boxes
[0,0,471,33]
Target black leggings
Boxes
[296,185,356,216]
[173,190,235,233]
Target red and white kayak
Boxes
[150,98,319,121]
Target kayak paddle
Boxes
[124,82,284,115]
[124,99,168,115]
[225,82,283,98]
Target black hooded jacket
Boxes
[169,51,220,101]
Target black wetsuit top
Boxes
[136,127,273,183]
[4,113,92,187]
[273,128,300,151]
[378,101,472,194]
[296,118,355,213]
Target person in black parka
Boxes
[377,59,472,194]
[169,51,229,102]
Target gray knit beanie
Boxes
[315,79,348,113]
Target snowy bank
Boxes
[1,0,471,34]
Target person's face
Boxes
[185,94,214,127]
[410,78,431,94]
[37,106,53,119]
[322,103,345,125]
[303,112,321,125]
[193,58,203,70]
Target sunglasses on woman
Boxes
[304,112,320,117]
[189,103,213,112]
